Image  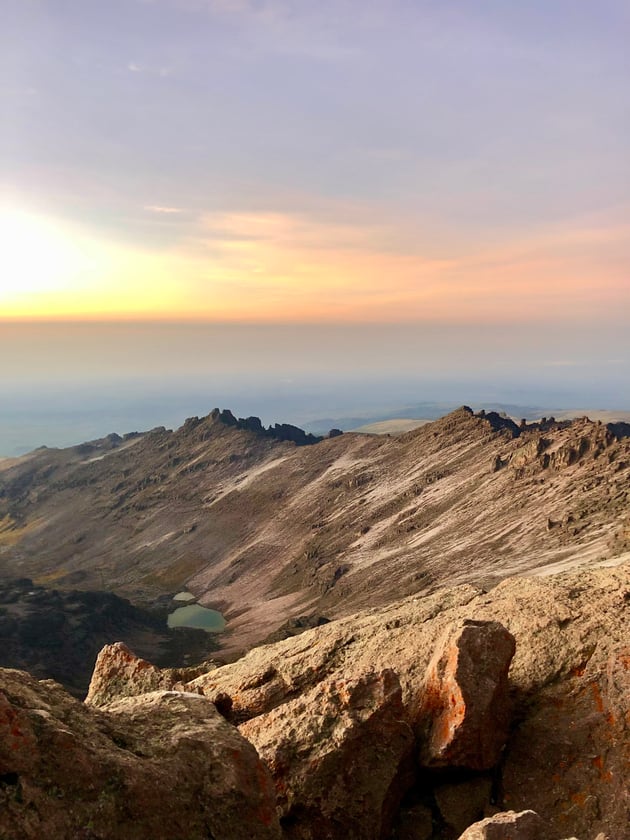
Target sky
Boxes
[1,1,629,451]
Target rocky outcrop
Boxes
[1,563,628,839]
[475,410,521,438]
[0,669,280,840]
[456,810,544,839]
[417,619,515,769]
[208,408,323,446]
[240,669,414,839]
[85,641,217,707]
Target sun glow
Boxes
[0,210,101,297]
[0,209,182,319]
[1,205,627,323]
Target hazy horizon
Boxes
[2,319,628,456]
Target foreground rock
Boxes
[457,810,544,839]
[239,669,414,839]
[0,669,280,839]
[1,562,629,839]
[183,562,629,839]
[417,619,515,769]
[85,641,217,707]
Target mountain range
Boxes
[1,405,629,659]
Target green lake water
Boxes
[167,603,226,633]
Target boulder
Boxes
[239,669,414,840]
[86,641,217,708]
[86,642,178,706]
[417,619,516,769]
[0,668,281,839]
[456,809,544,839]
[106,690,280,838]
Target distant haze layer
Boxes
[1,320,628,456]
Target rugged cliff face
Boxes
[1,562,628,840]
[1,408,629,657]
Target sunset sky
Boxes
[1,1,629,451]
[2,0,629,323]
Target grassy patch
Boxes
[33,567,70,585]
[140,554,208,590]
[0,514,33,547]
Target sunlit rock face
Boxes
[417,619,515,770]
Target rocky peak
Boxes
[195,407,323,445]
[475,410,521,438]
[606,420,630,440]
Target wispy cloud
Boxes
[144,205,184,214]
[156,205,630,323]
[127,62,173,76]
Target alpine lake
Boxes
[167,592,226,633]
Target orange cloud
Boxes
[2,206,627,323]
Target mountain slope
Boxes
[1,406,629,655]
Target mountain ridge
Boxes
[1,405,629,657]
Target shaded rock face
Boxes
[432,776,494,837]
[418,620,515,770]
[606,420,630,440]
[239,669,414,840]
[0,669,280,840]
[262,614,331,645]
[501,641,630,840]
